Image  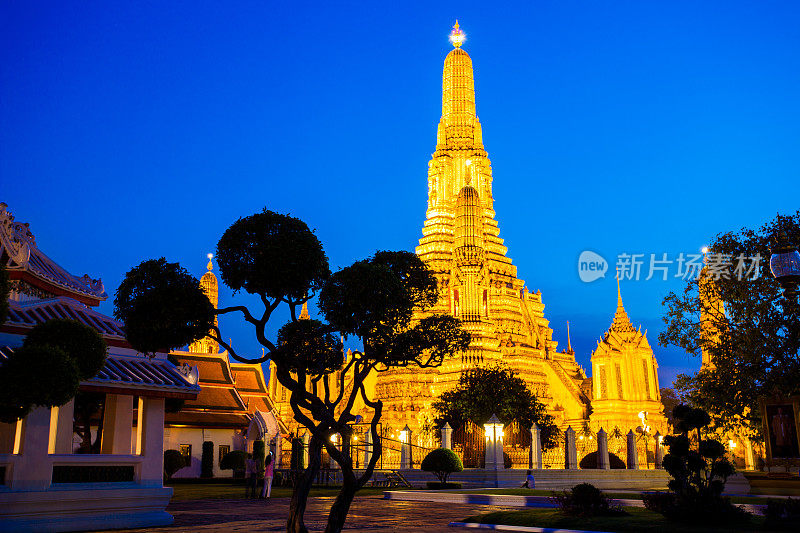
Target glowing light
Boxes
[207,252,214,260]
[466,159,472,166]
[579,435,584,441]
[658,435,664,443]
[702,246,709,254]
[729,440,737,449]
[449,20,466,48]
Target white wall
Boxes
[164,428,245,478]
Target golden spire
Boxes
[449,20,465,48]
[299,301,310,320]
[566,321,574,353]
[609,272,635,333]
[189,253,220,354]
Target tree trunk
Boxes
[323,474,359,533]
[287,435,323,533]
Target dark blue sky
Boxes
[3,2,799,388]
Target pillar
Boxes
[441,423,452,450]
[564,426,578,469]
[11,407,54,490]
[529,424,542,470]
[744,439,755,470]
[101,394,133,454]
[596,428,610,470]
[654,432,664,469]
[363,429,372,468]
[400,425,412,469]
[274,430,283,470]
[302,431,310,469]
[626,430,639,470]
[51,399,75,454]
[136,396,165,487]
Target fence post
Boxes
[441,423,452,450]
[363,429,372,468]
[529,424,542,469]
[654,431,664,469]
[400,425,412,469]
[626,430,639,470]
[596,428,610,470]
[564,426,578,469]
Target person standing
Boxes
[245,454,257,499]
[261,451,274,500]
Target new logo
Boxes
[578,251,608,283]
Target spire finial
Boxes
[616,269,622,306]
[449,20,465,48]
[567,321,573,354]
[206,252,214,271]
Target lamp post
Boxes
[399,425,412,469]
[636,411,652,469]
[484,414,504,470]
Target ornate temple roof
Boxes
[5,297,127,343]
[607,277,638,335]
[0,203,107,306]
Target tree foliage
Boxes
[0,319,108,423]
[116,210,470,533]
[164,449,187,480]
[660,211,800,435]
[432,364,559,449]
[114,258,215,354]
[420,448,463,483]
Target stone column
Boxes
[654,432,664,469]
[274,431,283,470]
[596,428,610,470]
[101,394,133,455]
[400,425,412,469]
[10,406,53,490]
[529,424,542,470]
[441,423,452,450]
[564,426,578,469]
[52,399,75,454]
[136,396,166,487]
[626,430,639,470]
[363,429,372,467]
[302,431,310,469]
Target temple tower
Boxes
[374,23,590,440]
[189,253,219,355]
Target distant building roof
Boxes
[1,203,107,306]
[4,297,127,344]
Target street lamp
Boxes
[770,229,800,296]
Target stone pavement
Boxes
[102,495,515,532]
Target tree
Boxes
[115,210,470,533]
[201,441,214,478]
[660,211,800,436]
[420,448,463,484]
[0,319,108,423]
[432,364,559,449]
[660,387,681,429]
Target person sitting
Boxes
[521,469,535,489]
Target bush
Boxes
[220,450,247,472]
[200,441,214,478]
[551,483,626,517]
[164,449,187,480]
[421,448,463,483]
[579,451,626,469]
[253,440,266,476]
[426,481,462,489]
[765,497,800,530]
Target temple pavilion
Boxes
[0,203,200,531]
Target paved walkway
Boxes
[104,496,516,532]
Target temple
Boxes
[370,23,666,441]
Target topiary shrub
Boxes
[551,483,626,517]
[220,450,247,474]
[200,441,214,478]
[253,440,266,477]
[164,449,187,481]
[579,451,626,469]
[421,448,463,484]
[650,404,750,525]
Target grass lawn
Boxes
[462,507,777,532]
[167,481,392,501]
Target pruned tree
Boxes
[432,364,559,449]
[660,211,800,437]
[115,209,470,533]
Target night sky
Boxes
[3,2,799,388]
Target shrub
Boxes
[220,450,247,472]
[503,451,512,469]
[201,441,214,478]
[421,448,463,484]
[164,449,187,480]
[426,481,462,489]
[551,483,626,517]
[253,440,266,477]
[579,451,626,469]
[764,497,800,530]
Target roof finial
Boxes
[206,252,214,271]
[566,321,573,354]
[616,269,622,307]
[449,20,465,48]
